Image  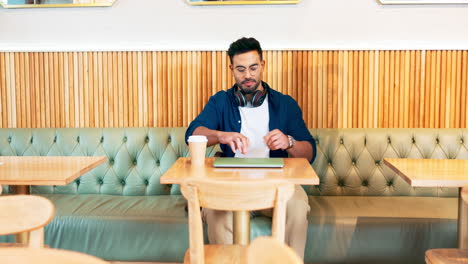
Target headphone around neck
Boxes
[233,83,268,108]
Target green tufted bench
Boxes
[0,128,462,264]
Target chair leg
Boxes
[28,228,44,249]
[182,184,205,264]
[272,185,294,243]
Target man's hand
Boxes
[218,131,250,154]
[264,129,289,150]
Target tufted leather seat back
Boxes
[0,128,220,196]
[309,128,468,197]
[0,128,465,197]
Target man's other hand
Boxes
[264,129,289,150]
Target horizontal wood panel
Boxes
[0,51,467,128]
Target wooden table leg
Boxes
[12,185,30,245]
[459,187,468,249]
[233,210,250,245]
[12,185,30,195]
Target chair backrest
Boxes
[0,195,55,248]
[247,236,303,264]
[181,179,295,264]
[425,248,468,264]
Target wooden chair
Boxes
[247,236,302,264]
[0,247,108,264]
[426,188,468,264]
[181,179,295,264]
[0,195,54,248]
[426,249,468,264]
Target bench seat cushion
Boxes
[250,196,458,264]
[42,194,190,262]
[307,196,458,264]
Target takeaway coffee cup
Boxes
[188,135,208,166]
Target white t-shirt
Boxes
[235,96,270,158]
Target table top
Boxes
[384,158,468,187]
[0,156,107,185]
[0,248,108,264]
[160,157,319,185]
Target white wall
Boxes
[1,0,468,51]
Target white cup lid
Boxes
[188,135,208,142]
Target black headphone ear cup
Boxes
[251,90,267,107]
[234,91,247,107]
[251,91,260,107]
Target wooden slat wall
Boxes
[0,50,467,128]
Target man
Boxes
[185,37,316,259]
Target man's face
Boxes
[230,50,265,94]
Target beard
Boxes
[238,79,261,94]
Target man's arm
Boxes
[264,129,313,161]
[264,95,316,163]
[193,126,250,154]
[288,140,313,161]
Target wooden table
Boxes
[0,248,108,264]
[384,158,468,249]
[161,157,319,245]
[0,156,107,194]
[0,156,107,243]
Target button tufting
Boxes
[109,159,114,165]
[328,160,332,166]
[75,179,80,185]
[100,137,104,143]
[144,179,149,185]
[387,137,391,144]
[316,139,319,145]
[133,160,137,166]
[123,136,127,143]
[340,138,344,144]
[145,136,149,143]
[338,180,345,187]
[387,180,393,186]
[168,136,172,143]
[412,137,415,144]
[156,159,160,166]
[362,180,368,186]
[121,180,126,186]
[30,137,33,144]
[436,138,439,144]
[98,179,104,185]
[352,160,356,165]
[77,136,80,143]
[7,137,11,143]
[461,138,464,144]
[53,136,57,143]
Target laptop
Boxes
[212,158,284,168]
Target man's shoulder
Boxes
[211,89,230,100]
[206,90,234,110]
[269,89,297,105]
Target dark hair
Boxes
[227,37,263,64]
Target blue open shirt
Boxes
[185,82,316,163]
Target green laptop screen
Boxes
[212,158,284,168]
